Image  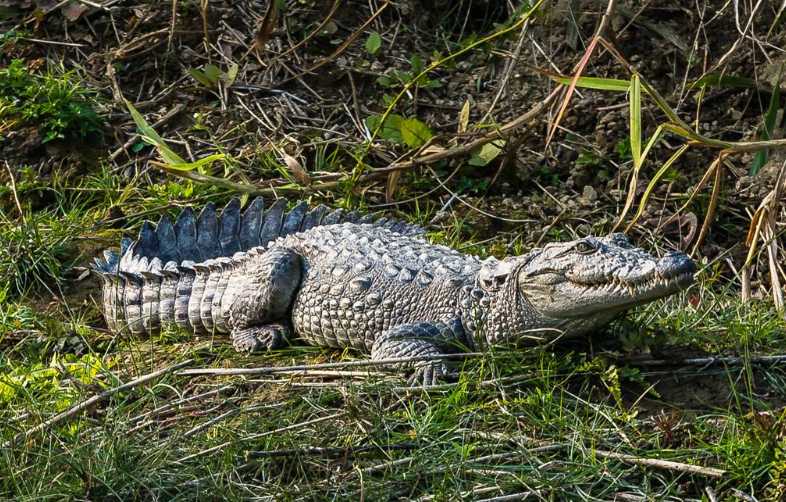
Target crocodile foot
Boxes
[407,361,451,388]
[231,324,290,353]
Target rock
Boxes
[579,185,598,206]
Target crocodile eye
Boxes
[574,241,596,255]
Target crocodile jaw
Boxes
[518,236,695,322]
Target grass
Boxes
[1,324,784,499]
[1,171,785,499]
[0,59,103,144]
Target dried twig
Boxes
[591,448,726,479]
[177,353,483,377]
[479,18,531,125]
[476,493,537,502]
[4,161,24,223]
[275,1,390,85]
[545,0,616,147]
[129,384,236,424]
[618,353,786,368]
[472,432,727,479]
[276,0,342,60]
[245,442,418,459]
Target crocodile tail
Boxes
[93,197,423,334]
[92,247,246,336]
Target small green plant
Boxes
[125,99,225,173]
[0,353,110,408]
[365,113,433,148]
[0,287,40,335]
[375,54,442,90]
[365,31,382,55]
[0,59,103,143]
[188,63,238,91]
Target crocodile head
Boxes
[479,233,695,342]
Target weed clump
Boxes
[0,59,103,144]
[0,209,79,298]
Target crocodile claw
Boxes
[407,361,449,388]
[231,324,289,353]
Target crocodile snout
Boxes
[656,251,696,282]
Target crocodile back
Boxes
[93,197,424,276]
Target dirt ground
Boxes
[2,1,784,261]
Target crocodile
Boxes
[94,198,695,385]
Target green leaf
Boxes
[365,32,382,55]
[124,99,185,165]
[410,54,424,74]
[376,75,395,88]
[366,114,404,144]
[189,68,212,89]
[189,64,222,89]
[615,138,631,160]
[750,65,783,175]
[691,73,758,89]
[399,117,433,148]
[545,73,630,92]
[468,140,505,166]
[631,144,689,227]
[223,63,239,86]
[159,153,227,173]
[203,64,221,84]
[629,74,642,169]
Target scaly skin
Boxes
[94,198,695,386]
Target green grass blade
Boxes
[544,73,631,92]
[639,125,664,165]
[162,153,227,172]
[124,99,186,165]
[627,144,689,230]
[613,124,664,231]
[690,73,758,89]
[749,65,783,175]
[630,74,642,169]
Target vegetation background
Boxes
[1,0,786,499]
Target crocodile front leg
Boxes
[224,247,301,353]
[371,319,468,387]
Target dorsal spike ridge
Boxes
[259,199,286,246]
[301,204,328,231]
[136,221,158,259]
[196,202,220,261]
[174,207,198,262]
[239,196,265,250]
[156,214,180,263]
[219,198,242,256]
[322,208,344,225]
[281,201,308,236]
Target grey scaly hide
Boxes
[94,198,695,386]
